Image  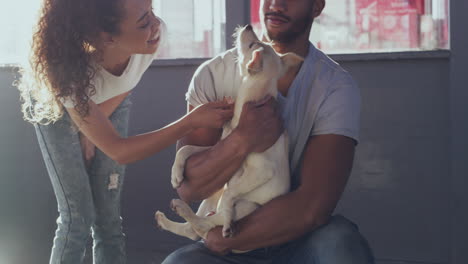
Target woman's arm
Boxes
[77,92,131,167]
[97,91,131,118]
[67,99,232,165]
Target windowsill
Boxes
[1,50,451,69]
[148,50,451,67]
[150,58,210,67]
[329,49,451,62]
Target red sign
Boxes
[251,0,261,25]
[356,0,424,49]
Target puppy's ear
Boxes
[247,47,264,73]
[280,52,304,69]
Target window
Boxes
[155,0,226,59]
[250,0,449,54]
[0,1,42,65]
[0,0,226,65]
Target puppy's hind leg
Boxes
[195,188,223,217]
[171,199,223,240]
[155,211,200,240]
[219,162,273,237]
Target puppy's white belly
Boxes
[236,134,290,205]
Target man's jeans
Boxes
[162,215,374,264]
[34,97,131,264]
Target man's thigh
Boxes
[162,242,272,264]
[272,215,375,264]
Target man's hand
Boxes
[79,132,96,169]
[204,226,231,256]
[235,96,283,153]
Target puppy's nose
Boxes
[245,24,253,31]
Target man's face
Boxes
[261,0,315,43]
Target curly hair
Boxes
[16,0,124,124]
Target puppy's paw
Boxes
[170,199,192,219]
[222,225,234,238]
[155,211,167,230]
[171,169,184,189]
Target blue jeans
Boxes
[34,97,131,264]
[162,215,374,264]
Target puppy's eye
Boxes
[249,42,255,49]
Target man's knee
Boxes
[162,243,209,264]
[304,215,374,263]
[312,215,361,243]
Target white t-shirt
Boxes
[61,53,155,108]
[186,43,361,188]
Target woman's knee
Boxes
[56,212,94,243]
[58,205,95,233]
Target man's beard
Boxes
[266,15,313,44]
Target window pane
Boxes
[155,0,226,59]
[0,0,226,65]
[0,1,42,65]
[250,0,449,53]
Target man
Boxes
[162,0,374,263]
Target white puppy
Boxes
[155,25,303,248]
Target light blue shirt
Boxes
[186,43,360,189]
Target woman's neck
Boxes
[97,48,132,76]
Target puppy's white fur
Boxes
[155,25,303,251]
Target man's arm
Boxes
[204,134,356,254]
[176,99,283,202]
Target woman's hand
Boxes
[188,100,234,129]
[79,132,96,169]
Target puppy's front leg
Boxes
[171,145,210,188]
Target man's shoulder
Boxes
[311,46,350,76]
[308,45,356,87]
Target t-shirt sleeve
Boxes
[310,72,361,144]
[185,62,218,107]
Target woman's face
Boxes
[111,0,162,55]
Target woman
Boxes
[16,0,233,263]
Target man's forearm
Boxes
[215,190,329,252]
[177,130,250,202]
[212,135,355,252]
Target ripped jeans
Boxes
[34,97,131,264]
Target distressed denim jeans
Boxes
[162,215,375,264]
[34,97,131,264]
